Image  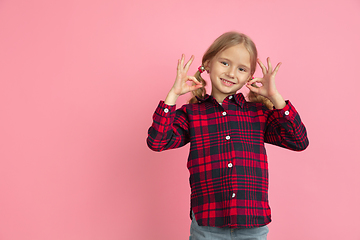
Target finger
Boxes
[177,58,183,76]
[177,57,181,68]
[188,76,201,85]
[188,83,203,91]
[176,59,181,74]
[184,55,194,72]
[257,59,267,75]
[267,57,272,72]
[272,62,282,76]
[247,78,263,85]
[180,54,185,67]
[246,84,260,93]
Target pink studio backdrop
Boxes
[0,0,359,239]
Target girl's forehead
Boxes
[216,44,251,64]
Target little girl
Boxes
[147,32,309,240]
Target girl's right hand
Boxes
[170,54,203,96]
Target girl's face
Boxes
[206,44,252,103]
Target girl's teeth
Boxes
[222,79,233,85]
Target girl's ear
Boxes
[204,60,210,73]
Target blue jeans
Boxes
[189,212,269,240]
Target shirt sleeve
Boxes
[147,101,190,152]
[264,100,309,151]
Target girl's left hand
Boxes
[246,57,281,99]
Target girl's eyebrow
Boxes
[219,58,250,69]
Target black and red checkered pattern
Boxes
[147,93,308,228]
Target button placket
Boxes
[222,101,234,202]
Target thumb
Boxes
[188,83,203,91]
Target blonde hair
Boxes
[189,31,273,109]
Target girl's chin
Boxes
[219,84,241,94]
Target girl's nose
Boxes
[226,68,235,78]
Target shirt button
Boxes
[228,163,233,168]
[164,108,169,113]
[225,135,230,140]
[232,193,236,198]
[284,110,289,116]
[222,111,227,116]
[229,96,233,99]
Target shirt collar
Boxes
[233,93,246,108]
[196,93,246,108]
[195,94,211,102]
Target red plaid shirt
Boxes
[147,93,308,228]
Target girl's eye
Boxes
[221,62,229,66]
[238,68,246,72]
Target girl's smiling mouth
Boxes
[221,78,235,86]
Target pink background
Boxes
[0,0,359,239]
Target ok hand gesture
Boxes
[165,54,203,105]
[246,58,286,109]
[170,54,203,96]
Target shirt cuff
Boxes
[270,100,296,122]
[154,101,177,117]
